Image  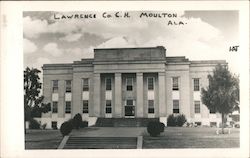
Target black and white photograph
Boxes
[1,1,249,158]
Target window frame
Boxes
[52,101,58,113]
[172,77,179,91]
[125,99,135,116]
[105,77,112,91]
[147,77,154,90]
[82,100,89,113]
[194,101,200,114]
[195,122,202,126]
[126,77,133,91]
[65,101,71,113]
[65,80,72,93]
[126,99,134,106]
[194,78,200,91]
[148,100,154,114]
[105,100,112,114]
[173,100,180,113]
[82,78,89,91]
[52,80,58,93]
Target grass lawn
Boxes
[25,127,239,149]
[25,130,63,149]
[143,127,239,148]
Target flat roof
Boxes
[94,46,166,51]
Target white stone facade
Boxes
[42,46,224,129]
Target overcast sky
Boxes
[23,11,239,74]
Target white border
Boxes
[0,1,249,158]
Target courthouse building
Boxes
[41,46,225,129]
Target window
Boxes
[194,101,200,113]
[51,121,57,129]
[126,99,134,106]
[195,122,202,126]
[126,77,133,91]
[105,78,112,91]
[65,101,71,113]
[173,100,179,113]
[148,100,154,113]
[106,100,112,113]
[82,78,89,91]
[65,80,71,93]
[210,122,217,127]
[52,101,58,113]
[82,100,88,113]
[172,77,179,90]
[52,80,58,93]
[125,99,135,116]
[148,77,154,90]
[210,107,216,114]
[194,78,200,91]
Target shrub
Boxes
[29,119,40,129]
[147,121,163,137]
[167,114,187,127]
[176,114,187,127]
[72,113,82,129]
[80,121,88,128]
[167,114,176,126]
[60,121,73,136]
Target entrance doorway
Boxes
[125,99,135,117]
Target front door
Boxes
[125,99,135,117]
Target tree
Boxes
[201,64,239,134]
[24,67,51,129]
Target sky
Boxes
[23,11,239,74]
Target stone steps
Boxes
[95,118,159,127]
[63,136,137,149]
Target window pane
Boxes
[106,100,112,113]
[126,100,133,106]
[194,101,200,113]
[148,100,154,114]
[194,78,200,91]
[106,100,111,106]
[65,102,71,113]
[195,122,202,126]
[106,78,112,90]
[65,80,71,93]
[148,108,154,113]
[126,78,133,85]
[148,77,154,90]
[172,77,179,90]
[127,85,133,91]
[52,102,58,113]
[148,100,154,107]
[83,100,88,113]
[52,80,58,93]
[125,106,135,116]
[82,78,89,91]
[173,109,179,113]
[126,78,133,91]
[173,100,179,113]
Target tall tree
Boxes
[24,67,50,127]
[201,64,239,134]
